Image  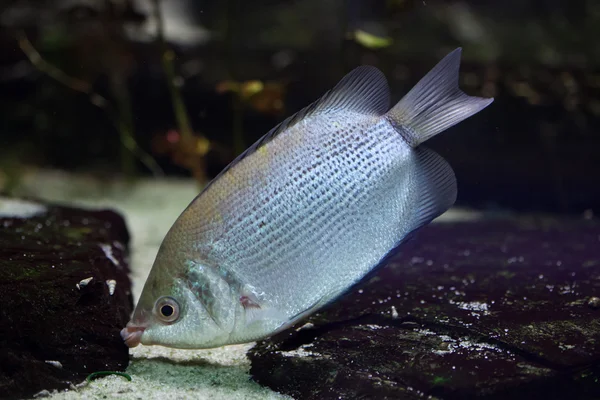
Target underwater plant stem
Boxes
[224,0,245,155]
[109,74,136,178]
[151,0,194,143]
[232,94,245,155]
[16,31,164,177]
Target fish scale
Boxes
[204,115,410,318]
[121,48,494,349]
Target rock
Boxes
[0,196,133,399]
[248,217,600,400]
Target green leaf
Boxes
[353,30,393,49]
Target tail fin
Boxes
[385,48,493,147]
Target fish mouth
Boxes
[120,324,146,348]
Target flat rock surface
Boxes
[249,217,600,400]
[0,197,133,399]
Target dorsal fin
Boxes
[200,66,391,194]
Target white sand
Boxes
[0,197,47,218]
[12,170,480,400]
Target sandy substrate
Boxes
[12,170,482,400]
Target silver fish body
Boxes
[121,48,493,349]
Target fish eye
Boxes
[153,296,180,324]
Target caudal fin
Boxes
[385,48,493,147]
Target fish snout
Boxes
[120,324,146,348]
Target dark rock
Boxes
[249,217,600,400]
[0,197,133,399]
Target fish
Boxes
[121,48,493,349]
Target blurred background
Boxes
[0,0,598,214]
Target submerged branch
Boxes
[151,0,208,184]
[16,30,164,177]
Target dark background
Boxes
[0,0,598,214]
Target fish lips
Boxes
[120,324,146,348]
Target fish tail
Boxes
[385,48,493,147]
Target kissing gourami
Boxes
[121,48,493,349]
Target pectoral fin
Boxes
[240,291,288,327]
